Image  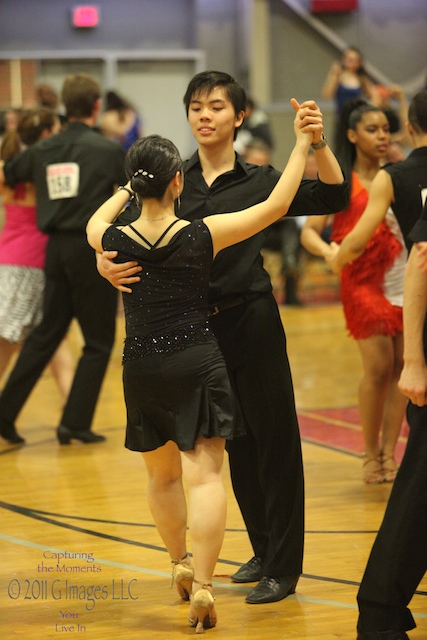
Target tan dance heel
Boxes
[381,454,398,483]
[171,554,194,601]
[362,454,383,484]
[188,580,217,634]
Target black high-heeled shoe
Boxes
[57,425,106,445]
[0,421,25,444]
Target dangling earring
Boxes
[177,192,181,210]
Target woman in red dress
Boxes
[301,100,407,484]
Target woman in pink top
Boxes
[0,108,74,413]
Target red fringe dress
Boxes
[331,172,403,340]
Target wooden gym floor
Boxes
[1,288,426,639]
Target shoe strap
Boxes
[193,578,213,592]
[171,553,190,566]
[171,554,192,588]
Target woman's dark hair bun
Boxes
[125,134,183,200]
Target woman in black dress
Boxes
[87,106,312,633]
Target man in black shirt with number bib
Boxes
[0,73,126,445]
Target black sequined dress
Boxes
[102,219,236,452]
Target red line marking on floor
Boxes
[297,406,408,464]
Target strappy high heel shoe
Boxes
[188,580,217,634]
[381,453,398,483]
[171,554,194,601]
[362,454,383,484]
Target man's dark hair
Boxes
[408,90,427,134]
[61,73,101,119]
[183,70,247,117]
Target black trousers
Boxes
[0,232,117,432]
[357,401,427,632]
[209,292,304,576]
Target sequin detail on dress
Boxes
[123,322,214,361]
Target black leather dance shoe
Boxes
[231,556,264,583]
[57,425,106,445]
[245,575,299,604]
[0,420,25,444]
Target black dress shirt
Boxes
[383,147,427,251]
[121,151,349,305]
[4,122,126,233]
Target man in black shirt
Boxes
[99,71,348,603]
[0,73,126,445]
[355,207,427,640]
[345,90,427,640]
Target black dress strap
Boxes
[151,219,182,248]
[128,219,181,249]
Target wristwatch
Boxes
[311,133,327,150]
[118,186,134,199]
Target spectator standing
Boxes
[35,83,67,128]
[235,96,275,155]
[100,90,143,151]
[322,47,377,151]
[262,149,319,305]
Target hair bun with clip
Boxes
[133,169,154,179]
